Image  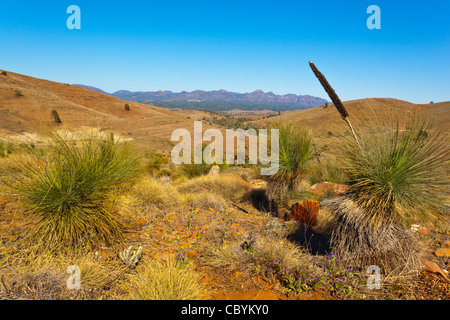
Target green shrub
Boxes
[266,124,313,205]
[17,130,141,251]
[0,140,14,157]
[343,114,449,227]
[144,151,169,174]
[51,110,62,124]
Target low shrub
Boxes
[16,129,141,251]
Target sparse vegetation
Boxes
[0,70,448,301]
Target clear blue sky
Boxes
[0,0,448,103]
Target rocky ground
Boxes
[1,177,448,300]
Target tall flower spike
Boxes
[309,61,360,147]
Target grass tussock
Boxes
[266,124,313,206]
[322,111,448,275]
[343,113,449,227]
[127,178,180,211]
[0,139,14,157]
[0,251,123,300]
[127,257,205,300]
[16,129,142,251]
[322,195,422,275]
[178,191,227,212]
[307,159,348,185]
[177,174,251,204]
[210,235,312,278]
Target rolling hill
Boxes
[1,69,448,156]
[257,97,450,154]
[0,70,216,152]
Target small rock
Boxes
[158,175,171,184]
[308,182,349,196]
[150,250,170,261]
[95,247,115,261]
[208,165,220,176]
[263,217,288,237]
[249,179,267,189]
[420,258,448,281]
[410,224,430,236]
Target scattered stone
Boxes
[263,217,288,237]
[249,179,267,189]
[95,247,115,261]
[150,250,170,261]
[410,224,430,236]
[222,173,250,188]
[158,175,171,184]
[207,165,220,176]
[420,258,448,281]
[307,182,349,196]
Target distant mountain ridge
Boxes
[111,89,328,106]
[74,85,329,111]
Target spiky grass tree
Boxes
[310,61,449,274]
[266,123,313,207]
[17,129,141,252]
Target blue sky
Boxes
[0,0,448,103]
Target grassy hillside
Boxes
[0,70,218,152]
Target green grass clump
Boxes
[144,150,169,175]
[343,113,449,227]
[0,139,14,157]
[307,159,348,186]
[17,130,141,251]
[266,123,313,205]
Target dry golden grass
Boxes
[209,235,313,278]
[177,174,251,204]
[0,250,124,300]
[178,191,227,212]
[126,257,205,300]
[126,177,181,211]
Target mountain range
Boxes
[74,85,329,111]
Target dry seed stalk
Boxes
[309,61,360,147]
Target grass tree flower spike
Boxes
[308,61,360,147]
